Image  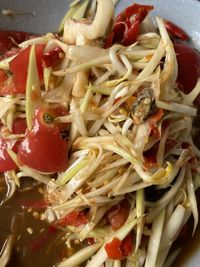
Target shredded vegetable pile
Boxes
[1,0,200,266]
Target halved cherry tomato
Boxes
[164,20,189,41]
[174,43,200,103]
[56,211,88,227]
[0,31,33,54]
[42,47,64,68]
[9,44,45,94]
[104,4,153,48]
[0,138,18,172]
[105,233,134,260]
[17,107,68,173]
[106,199,130,230]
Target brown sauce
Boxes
[0,179,66,267]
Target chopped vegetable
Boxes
[18,107,68,173]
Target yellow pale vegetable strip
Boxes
[25,45,42,131]
[44,67,52,91]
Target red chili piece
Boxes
[42,47,64,68]
[164,20,189,41]
[104,4,153,48]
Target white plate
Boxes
[0,0,200,266]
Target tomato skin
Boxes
[9,44,45,94]
[106,199,131,230]
[42,47,64,68]
[104,4,153,48]
[174,43,200,102]
[0,31,32,53]
[0,138,18,172]
[56,211,88,227]
[18,107,68,173]
[164,20,189,41]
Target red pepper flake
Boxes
[105,238,123,260]
[105,233,134,260]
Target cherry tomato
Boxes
[0,31,32,54]
[42,47,64,68]
[104,4,153,48]
[106,199,130,230]
[0,138,18,172]
[9,44,45,94]
[164,20,189,41]
[174,43,200,103]
[56,211,88,227]
[17,107,68,173]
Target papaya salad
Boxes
[0,0,200,266]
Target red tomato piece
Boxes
[9,44,45,94]
[0,31,32,54]
[56,211,88,227]
[12,118,27,134]
[120,232,134,257]
[0,138,18,172]
[164,20,189,41]
[17,107,68,173]
[174,43,200,103]
[106,199,131,230]
[42,47,64,68]
[104,4,153,48]
[105,238,123,260]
